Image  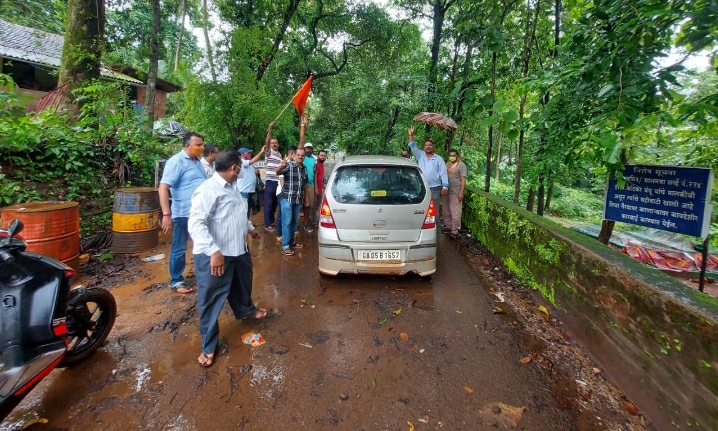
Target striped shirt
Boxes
[188,173,255,257]
[278,161,308,205]
[265,149,282,182]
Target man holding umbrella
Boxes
[408,126,448,202]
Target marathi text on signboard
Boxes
[603,165,714,239]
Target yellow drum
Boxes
[111,187,160,253]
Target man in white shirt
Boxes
[200,144,218,176]
[188,150,269,368]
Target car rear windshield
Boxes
[331,165,426,205]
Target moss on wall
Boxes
[463,186,718,430]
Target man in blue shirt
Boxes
[159,132,209,294]
[408,125,449,202]
[237,147,266,217]
[301,141,317,232]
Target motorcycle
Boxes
[0,218,116,422]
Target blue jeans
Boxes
[280,198,301,250]
[169,217,189,286]
[263,180,279,228]
[195,253,255,355]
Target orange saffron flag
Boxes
[292,75,313,117]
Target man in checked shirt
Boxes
[276,117,311,256]
[188,149,269,368]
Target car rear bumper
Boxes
[318,255,436,276]
[318,247,437,277]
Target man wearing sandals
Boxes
[276,118,311,256]
[188,150,269,367]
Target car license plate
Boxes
[357,250,400,261]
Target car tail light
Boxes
[422,199,436,229]
[320,196,335,228]
[64,269,76,279]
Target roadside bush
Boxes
[547,185,604,222]
[0,75,174,235]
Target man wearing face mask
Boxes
[408,126,449,202]
[188,150,268,368]
[159,131,208,294]
[442,149,467,239]
[262,122,282,232]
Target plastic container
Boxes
[142,253,165,262]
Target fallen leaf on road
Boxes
[520,356,532,364]
[562,331,571,339]
[464,386,474,394]
[538,304,550,318]
[625,402,639,416]
[407,421,415,431]
[378,317,388,326]
[593,367,602,374]
[456,310,462,314]
[478,402,526,428]
[21,418,48,429]
[301,298,306,305]
[372,378,377,387]
[394,307,402,316]
[298,342,313,348]
[493,307,503,314]
[491,327,498,332]
[400,332,409,341]
[418,416,429,423]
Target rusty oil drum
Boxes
[111,187,160,253]
[0,201,80,269]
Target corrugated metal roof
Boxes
[0,19,142,86]
[0,19,63,67]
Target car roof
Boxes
[333,155,418,168]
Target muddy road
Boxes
[1,214,645,431]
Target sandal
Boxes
[291,243,305,249]
[281,248,295,256]
[241,308,273,321]
[198,352,215,367]
[171,282,195,294]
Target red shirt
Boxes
[315,160,325,194]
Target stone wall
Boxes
[462,186,718,430]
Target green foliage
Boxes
[547,186,605,223]
[0,75,172,235]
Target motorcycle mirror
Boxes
[7,218,23,237]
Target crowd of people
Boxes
[156,121,466,367]
[157,119,328,367]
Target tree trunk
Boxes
[485,51,497,192]
[174,0,187,72]
[202,0,217,82]
[526,188,535,212]
[495,131,502,181]
[508,139,513,166]
[598,220,615,244]
[383,106,400,155]
[145,0,160,123]
[537,176,545,216]
[426,0,447,118]
[57,0,105,107]
[545,180,554,211]
[514,0,541,204]
[256,0,301,82]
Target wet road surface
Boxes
[3,214,600,431]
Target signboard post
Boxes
[604,165,714,292]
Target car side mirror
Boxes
[7,218,23,237]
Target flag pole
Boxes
[273,98,294,123]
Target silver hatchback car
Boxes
[318,155,437,277]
